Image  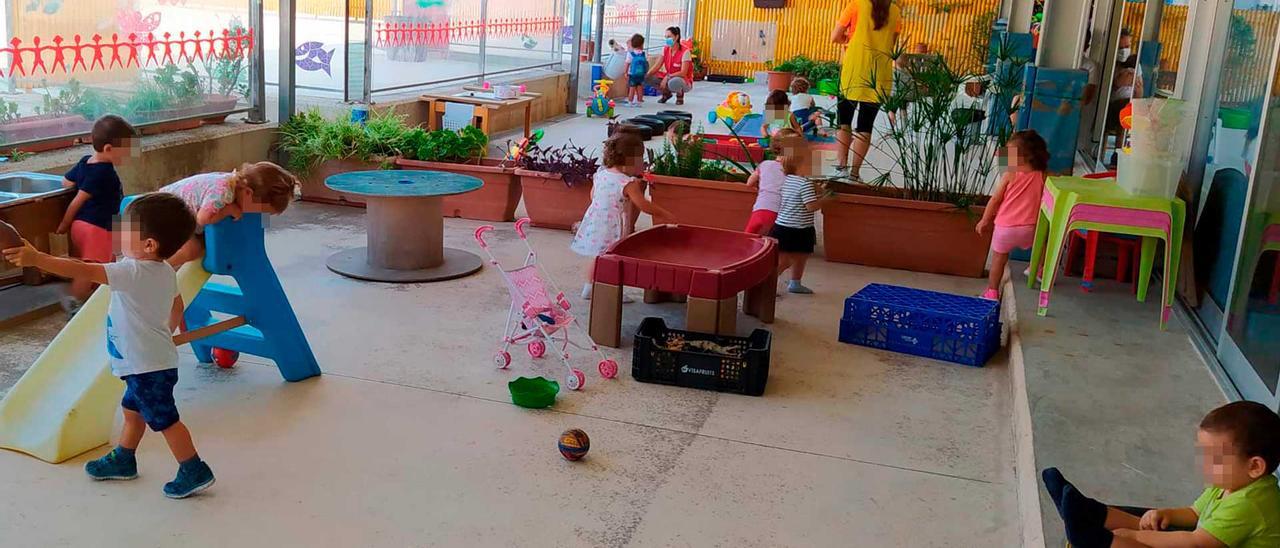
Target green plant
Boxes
[126,82,174,115]
[0,100,20,123]
[202,17,250,98]
[689,40,707,75]
[647,131,748,183]
[402,126,489,163]
[968,10,998,72]
[804,61,841,83]
[770,55,814,75]
[278,109,414,173]
[36,79,86,117]
[843,37,1027,209]
[74,87,127,120]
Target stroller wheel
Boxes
[566,369,586,391]
[598,359,619,379]
[528,340,547,358]
[493,351,511,369]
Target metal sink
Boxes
[0,172,64,195]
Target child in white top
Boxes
[744,130,799,236]
[571,133,674,299]
[789,78,818,133]
[3,193,215,499]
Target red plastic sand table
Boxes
[588,224,777,347]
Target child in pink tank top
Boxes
[976,130,1049,300]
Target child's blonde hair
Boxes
[232,162,299,213]
[768,129,808,175]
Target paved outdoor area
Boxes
[1,202,1019,546]
[1010,263,1227,547]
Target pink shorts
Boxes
[70,220,113,263]
[745,209,778,235]
[991,224,1036,254]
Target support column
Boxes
[566,0,586,114]
[1037,0,1090,69]
[278,0,296,124]
[246,0,267,123]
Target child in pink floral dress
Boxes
[160,162,298,268]
[571,133,673,299]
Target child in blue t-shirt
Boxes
[55,115,138,314]
[624,33,649,107]
[5,193,214,499]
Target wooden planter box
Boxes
[645,173,754,232]
[298,158,385,206]
[823,186,992,278]
[516,169,591,230]
[395,157,520,222]
[0,114,92,152]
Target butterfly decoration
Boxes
[25,0,63,14]
[116,10,162,35]
[295,42,334,76]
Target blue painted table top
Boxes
[325,170,483,198]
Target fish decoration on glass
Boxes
[295,41,334,76]
[25,0,62,14]
[521,34,538,50]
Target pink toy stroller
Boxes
[474,219,619,390]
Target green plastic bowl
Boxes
[508,377,559,409]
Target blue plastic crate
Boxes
[838,284,1001,367]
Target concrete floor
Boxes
[1010,265,1226,547]
[0,199,1021,546]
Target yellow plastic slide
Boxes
[0,263,212,463]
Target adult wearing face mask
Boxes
[647,26,693,105]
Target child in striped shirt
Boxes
[768,131,834,294]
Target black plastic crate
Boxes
[632,317,772,396]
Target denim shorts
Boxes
[121,369,180,431]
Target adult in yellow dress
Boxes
[830,0,901,180]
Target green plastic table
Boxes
[1027,176,1186,329]
[325,170,485,283]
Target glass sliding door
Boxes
[1191,0,1280,406]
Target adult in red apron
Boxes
[646,26,693,105]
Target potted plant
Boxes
[279,109,405,205]
[395,125,521,222]
[513,141,599,229]
[199,17,250,124]
[129,64,207,134]
[766,55,811,92]
[0,80,96,152]
[689,40,708,81]
[804,60,842,96]
[819,37,1028,278]
[644,130,756,231]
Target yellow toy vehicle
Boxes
[706,91,753,127]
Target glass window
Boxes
[1,0,252,149]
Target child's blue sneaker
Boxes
[163,459,215,499]
[786,280,814,294]
[85,447,138,480]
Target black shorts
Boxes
[121,369,180,431]
[770,224,816,254]
[837,99,881,134]
[628,74,646,87]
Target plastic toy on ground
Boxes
[0,209,320,463]
[508,376,559,408]
[585,78,616,119]
[706,91,753,127]
[558,428,590,460]
[475,218,618,391]
[588,224,778,348]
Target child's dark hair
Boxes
[1009,129,1049,172]
[790,77,811,94]
[234,162,299,213]
[602,132,644,169]
[629,34,644,49]
[765,89,791,109]
[91,114,138,153]
[124,193,197,259]
[1200,401,1280,474]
